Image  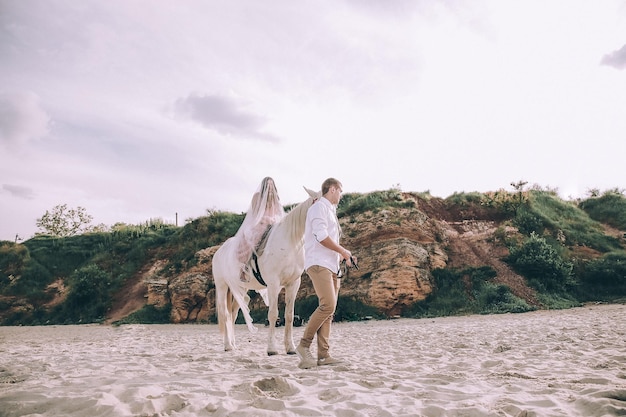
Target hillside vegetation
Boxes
[1,187,625,325]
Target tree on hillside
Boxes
[510,180,528,207]
[36,204,93,237]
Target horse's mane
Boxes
[273,197,312,246]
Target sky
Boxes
[1,0,626,242]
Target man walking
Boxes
[296,178,356,369]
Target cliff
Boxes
[5,189,624,325]
[106,193,537,323]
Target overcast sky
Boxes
[2,0,626,241]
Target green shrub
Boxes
[506,232,574,292]
[334,295,383,321]
[513,208,544,236]
[431,267,474,315]
[408,266,533,317]
[113,304,172,325]
[475,282,533,314]
[295,295,320,320]
[408,268,473,317]
[1,310,28,326]
[468,266,533,314]
[58,264,112,323]
[0,242,29,280]
[576,252,626,300]
[467,265,498,287]
[4,261,53,301]
[535,293,581,309]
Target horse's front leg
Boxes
[283,276,301,355]
[266,286,281,356]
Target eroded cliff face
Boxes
[331,205,448,317]
[128,194,529,323]
[137,247,217,323]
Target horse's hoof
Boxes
[286,350,297,355]
[267,351,278,356]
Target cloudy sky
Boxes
[2,1,626,241]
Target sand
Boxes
[0,303,625,417]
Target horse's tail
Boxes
[228,282,257,333]
[213,238,257,333]
[216,281,256,335]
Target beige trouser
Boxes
[299,265,340,359]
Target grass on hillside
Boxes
[579,190,626,231]
[526,191,621,252]
[337,187,416,217]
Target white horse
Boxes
[212,187,320,355]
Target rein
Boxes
[251,252,266,287]
[249,225,273,287]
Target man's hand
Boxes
[349,256,359,269]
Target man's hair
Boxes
[321,178,342,195]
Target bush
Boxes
[4,261,53,301]
[113,304,172,325]
[475,282,533,314]
[513,208,544,236]
[294,295,320,320]
[407,267,476,317]
[507,232,574,292]
[427,267,472,316]
[407,266,533,317]
[0,242,29,280]
[59,264,112,323]
[334,295,383,321]
[535,293,581,309]
[576,252,626,300]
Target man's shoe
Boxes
[317,356,342,366]
[296,344,317,369]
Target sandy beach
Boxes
[1,304,625,417]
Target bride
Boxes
[234,177,285,281]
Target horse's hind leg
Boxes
[216,282,236,351]
[227,291,241,349]
[283,276,301,355]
